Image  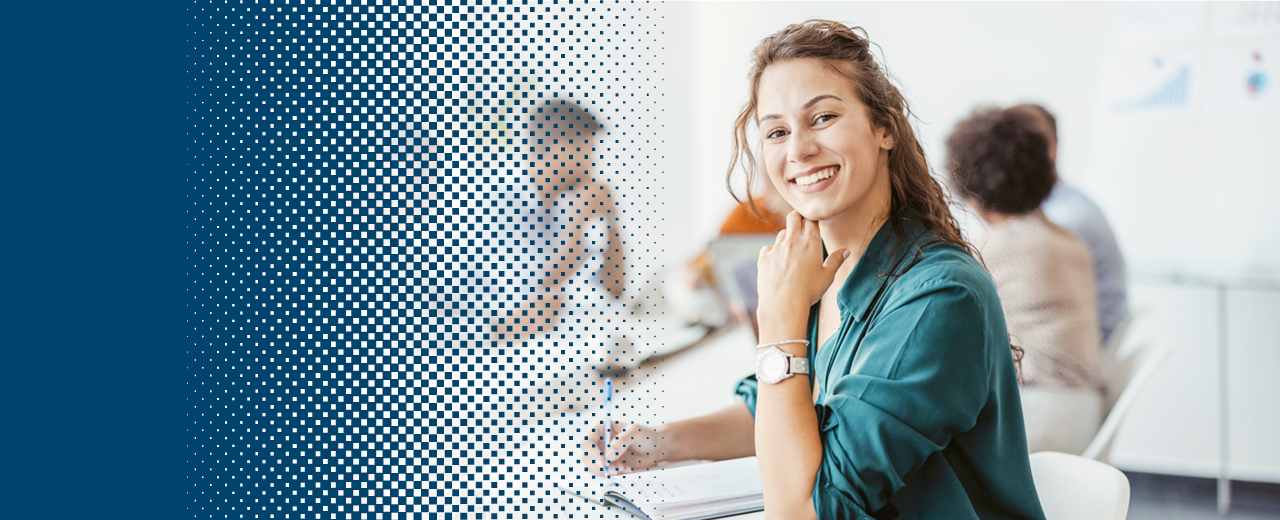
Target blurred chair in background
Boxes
[947,106,1104,455]
[1083,338,1171,463]
[1030,451,1131,520]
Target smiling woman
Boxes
[585,20,1045,520]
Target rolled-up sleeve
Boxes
[812,281,991,518]
[734,375,760,419]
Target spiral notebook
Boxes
[562,457,764,520]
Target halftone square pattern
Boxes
[191,1,673,518]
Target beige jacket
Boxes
[974,210,1102,390]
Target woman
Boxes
[586,21,1045,519]
[946,106,1103,455]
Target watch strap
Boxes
[790,356,809,375]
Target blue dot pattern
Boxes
[191,1,672,518]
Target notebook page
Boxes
[613,457,761,506]
[553,472,618,505]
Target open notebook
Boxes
[566,457,764,520]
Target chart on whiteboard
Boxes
[1103,51,1200,118]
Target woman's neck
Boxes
[978,208,1013,225]
[819,213,887,268]
[818,170,893,267]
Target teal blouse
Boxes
[736,218,1046,520]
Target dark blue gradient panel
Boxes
[6,1,187,519]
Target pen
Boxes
[604,376,613,477]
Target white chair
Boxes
[1030,451,1131,520]
[1099,308,1141,365]
[1081,339,1171,462]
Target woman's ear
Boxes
[879,126,896,151]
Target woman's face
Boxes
[756,58,893,224]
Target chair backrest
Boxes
[1100,307,1144,365]
[1083,340,1171,461]
[1030,451,1130,520]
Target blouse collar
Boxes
[835,217,933,323]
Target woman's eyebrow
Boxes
[759,94,843,122]
[803,94,842,109]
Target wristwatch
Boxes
[755,346,810,384]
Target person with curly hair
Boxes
[946,106,1104,456]
[583,21,1046,520]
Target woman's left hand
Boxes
[755,211,849,326]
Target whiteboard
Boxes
[1081,2,1280,280]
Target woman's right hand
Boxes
[755,211,849,328]
[581,422,667,476]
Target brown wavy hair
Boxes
[727,19,971,256]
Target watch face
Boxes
[758,350,788,384]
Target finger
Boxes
[585,425,607,455]
[606,424,637,462]
[774,229,786,246]
[581,426,610,475]
[802,215,819,236]
[823,248,852,275]
[785,210,803,239]
[759,245,772,260]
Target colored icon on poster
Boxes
[1205,45,1280,117]
[1246,51,1267,97]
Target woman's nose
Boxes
[788,128,819,163]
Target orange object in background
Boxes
[689,203,786,292]
[719,203,786,235]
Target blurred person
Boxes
[1011,103,1129,347]
[492,94,626,341]
[584,21,1045,520]
[947,106,1104,455]
[484,94,630,416]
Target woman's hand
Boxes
[490,301,565,340]
[580,422,667,476]
[755,211,850,327]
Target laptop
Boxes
[706,234,778,342]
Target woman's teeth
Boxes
[795,167,836,186]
